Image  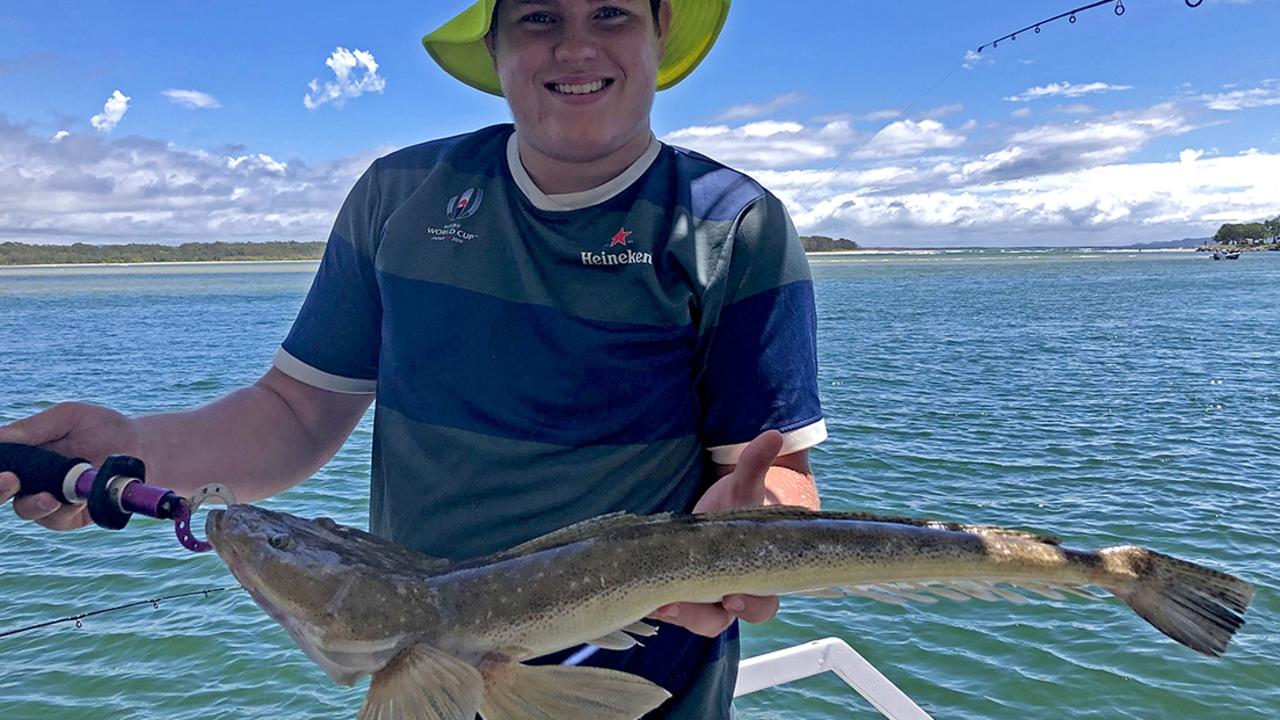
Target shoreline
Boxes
[0,247,1219,270]
[0,259,323,270]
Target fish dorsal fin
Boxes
[487,512,677,561]
[703,506,1062,546]
[358,644,484,720]
[478,661,671,720]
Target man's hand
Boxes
[0,402,141,531]
[649,430,817,637]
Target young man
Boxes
[0,0,825,716]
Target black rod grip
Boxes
[0,443,88,504]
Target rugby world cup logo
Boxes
[446,188,483,222]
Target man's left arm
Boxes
[651,430,818,636]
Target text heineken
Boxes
[580,249,654,266]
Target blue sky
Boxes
[1,0,1277,247]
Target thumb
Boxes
[699,430,784,512]
[734,430,784,484]
[0,404,77,447]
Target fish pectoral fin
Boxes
[357,644,484,720]
[587,630,644,651]
[621,620,658,638]
[585,619,662,650]
[478,661,671,720]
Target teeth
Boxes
[553,80,607,95]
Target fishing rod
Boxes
[977,0,1204,53]
[0,443,235,551]
[0,443,247,638]
[0,585,243,639]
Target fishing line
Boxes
[0,585,243,639]
[788,0,1204,213]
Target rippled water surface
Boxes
[1,252,1277,719]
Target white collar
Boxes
[506,131,662,212]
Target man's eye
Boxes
[597,6,630,19]
[520,11,556,24]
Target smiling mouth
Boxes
[547,79,614,96]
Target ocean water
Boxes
[0,251,1276,719]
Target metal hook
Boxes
[1114,0,1126,16]
[1069,13,1077,23]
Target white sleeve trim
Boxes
[708,418,828,465]
[272,347,377,395]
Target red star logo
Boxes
[610,228,632,247]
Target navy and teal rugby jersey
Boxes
[276,124,825,718]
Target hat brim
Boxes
[423,0,730,97]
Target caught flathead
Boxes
[206,505,1253,720]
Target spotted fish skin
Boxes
[206,505,1253,720]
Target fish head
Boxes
[206,504,440,684]
[206,504,364,625]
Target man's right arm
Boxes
[0,368,372,530]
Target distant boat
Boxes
[1212,250,1242,260]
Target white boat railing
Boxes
[734,637,934,720]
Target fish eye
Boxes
[269,534,295,551]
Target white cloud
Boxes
[663,120,855,169]
[0,116,382,244]
[1200,80,1280,111]
[1011,108,1033,119]
[954,104,1194,184]
[226,153,288,174]
[857,109,903,122]
[714,92,804,122]
[962,49,992,70]
[856,119,966,158]
[1052,104,1098,115]
[922,103,965,119]
[51,130,70,142]
[1005,81,1133,102]
[90,90,130,132]
[304,47,386,110]
[792,149,1280,246]
[162,89,222,109]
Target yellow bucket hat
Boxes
[423,0,731,97]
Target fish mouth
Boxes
[205,508,225,544]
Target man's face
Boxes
[488,0,668,164]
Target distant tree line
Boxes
[1213,216,1280,246]
[0,241,327,266]
[799,235,859,252]
[2,235,862,266]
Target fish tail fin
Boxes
[1104,547,1253,657]
[479,661,671,720]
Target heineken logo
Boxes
[581,227,652,267]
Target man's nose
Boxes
[554,21,600,63]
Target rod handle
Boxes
[0,442,89,504]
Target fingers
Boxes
[650,602,736,638]
[724,594,778,624]
[13,493,90,530]
[13,491,63,520]
[649,595,780,637]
